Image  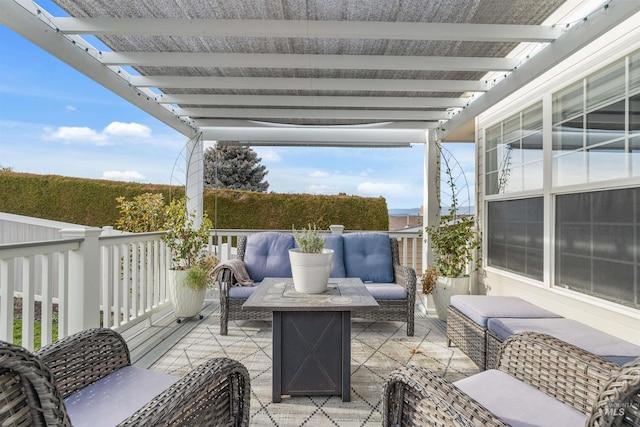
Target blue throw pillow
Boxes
[244,232,294,282]
[323,235,346,278]
[342,233,393,282]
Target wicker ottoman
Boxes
[447,295,562,370]
[486,317,640,369]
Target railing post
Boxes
[329,225,344,235]
[60,228,101,334]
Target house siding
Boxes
[474,15,640,341]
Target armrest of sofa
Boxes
[588,356,640,427]
[382,364,509,427]
[36,328,131,399]
[119,357,251,427]
[497,332,619,415]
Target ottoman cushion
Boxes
[450,295,562,327]
[488,317,640,365]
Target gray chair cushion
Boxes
[244,232,295,282]
[365,283,407,299]
[450,295,562,327]
[343,233,393,283]
[324,235,346,278]
[454,369,587,427]
[488,317,640,365]
[64,366,179,427]
[229,281,259,298]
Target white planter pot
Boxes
[433,276,470,322]
[289,248,334,294]
[168,269,206,319]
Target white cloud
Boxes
[255,148,282,162]
[359,168,375,177]
[357,182,405,195]
[49,126,109,144]
[102,170,145,181]
[310,170,330,178]
[103,121,151,138]
[309,184,337,193]
[65,105,76,112]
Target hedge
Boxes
[0,171,388,230]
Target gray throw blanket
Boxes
[211,259,254,286]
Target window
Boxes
[487,198,543,280]
[486,103,543,195]
[555,188,639,309]
[552,54,640,186]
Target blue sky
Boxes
[0,0,475,210]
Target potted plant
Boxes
[289,224,334,294]
[162,197,215,321]
[424,148,481,321]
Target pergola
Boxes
[2,0,639,225]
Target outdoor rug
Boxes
[151,305,479,426]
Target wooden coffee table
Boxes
[243,277,378,402]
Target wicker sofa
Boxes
[217,231,416,336]
[0,328,250,427]
[382,332,640,427]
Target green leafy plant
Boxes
[425,146,481,278]
[183,253,220,291]
[162,197,213,271]
[292,223,326,253]
[115,193,166,232]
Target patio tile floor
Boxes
[134,297,479,426]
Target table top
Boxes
[243,277,379,312]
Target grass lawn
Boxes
[13,319,58,350]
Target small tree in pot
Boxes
[162,197,216,321]
[424,147,481,321]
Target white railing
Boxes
[1,225,421,351]
[0,228,171,351]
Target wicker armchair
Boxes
[218,233,416,336]
[382,332,640,427]
[0,328,250,427]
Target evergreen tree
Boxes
[203,144,269,192]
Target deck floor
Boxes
[123,294,479,426]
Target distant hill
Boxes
[389,206,475,216]
[388,208,421,216]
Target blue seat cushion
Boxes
[323,235,346,278]
[488,317,640,365]
[343,233,394,283]
[244,232,294,282]
[450,295,562,327]
[365,283,406,299]
[229,282,260,298]
[454,369,587,427]
[64,366,179,427]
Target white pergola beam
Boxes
[101,52,519,72]
[199,125,429,144]
[183,108,448,121]
[160,94,468,108]
[197,119,433,129]
[133,76,490,92]
[53,18,561,42]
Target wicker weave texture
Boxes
[1,328,251,427]
[446,306,487,370]
[497,332,619,415]
[382,332,639,427]
[486,331,503,370]
[218,234,416,336]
